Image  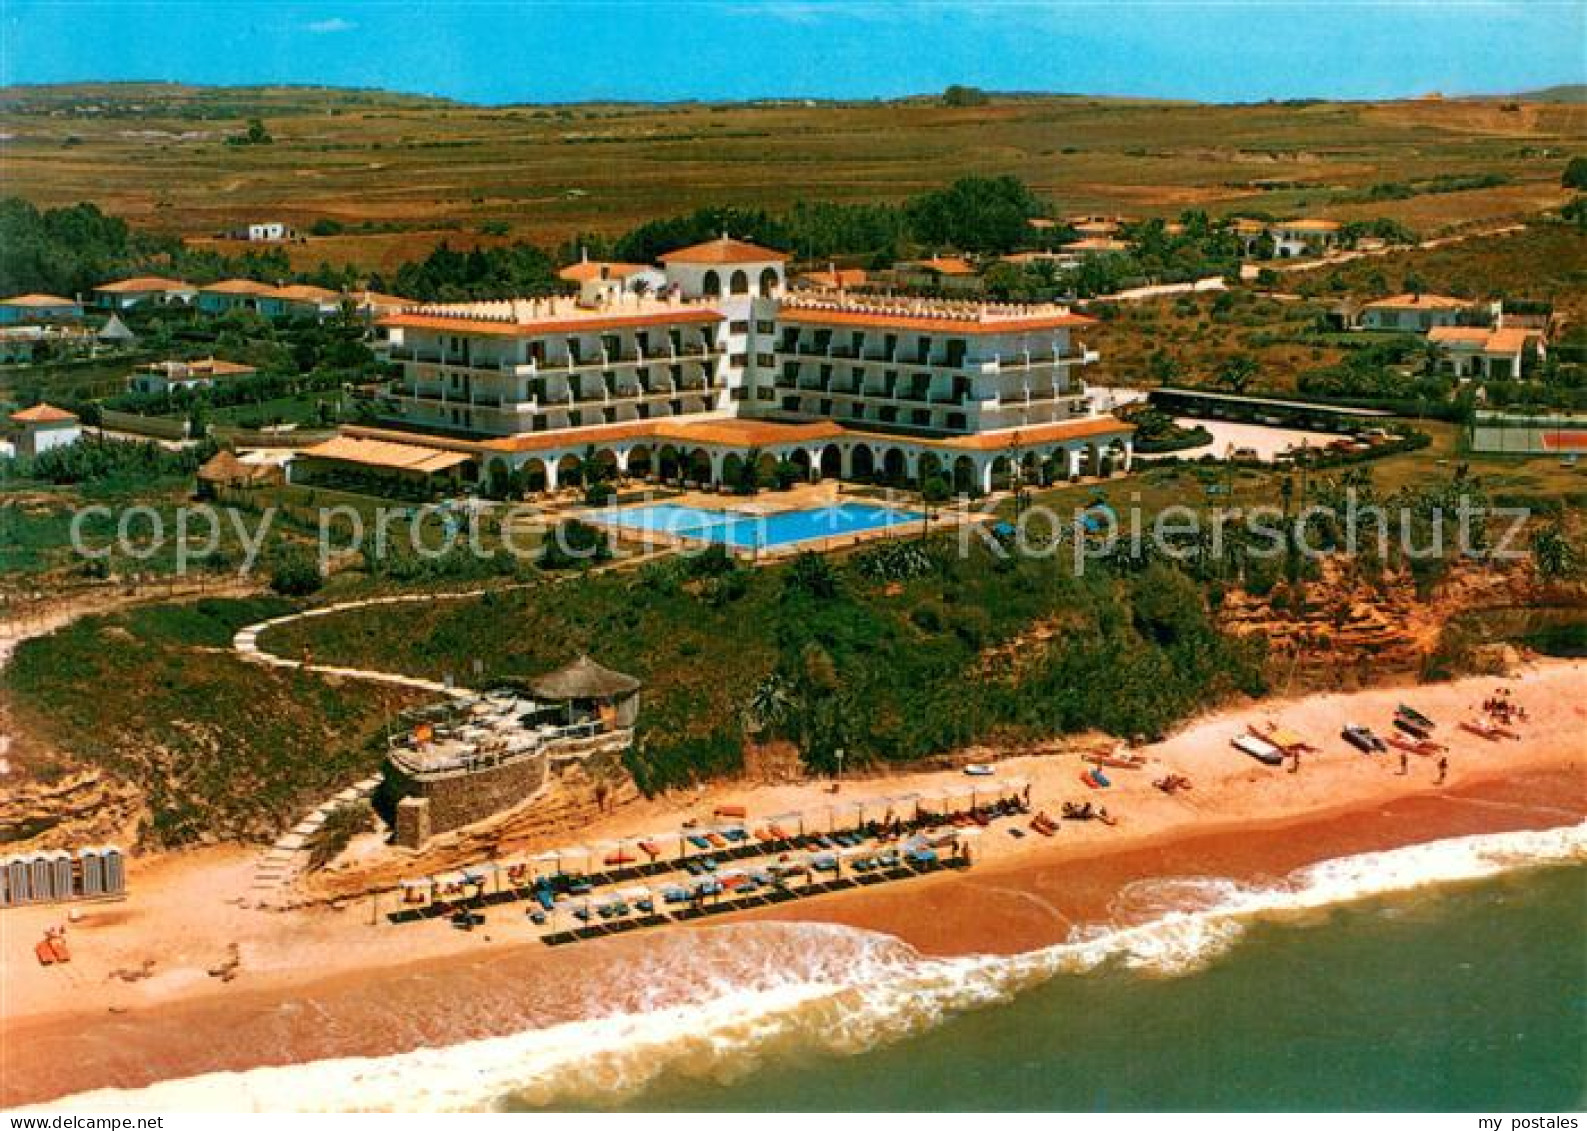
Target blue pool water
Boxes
[604,501,923,549]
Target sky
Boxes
[2,1,1582,104]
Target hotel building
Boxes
[324,236,1132,495]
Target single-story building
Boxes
[92,276,197,310]
[266,284,345,320]
[287,434,474,494]
[890,255,981,293]
[1427,325,1545,380]
[1059,237,1132,258]
[195,449,281,499]
[197,279,281,317]
[229,222,295,242]
[0,325,99,364]
[1268,219,1342,259]
[1358,293,1486,332]
[0,294,83,325]
[131,357,259,395]
[8,403,81,458]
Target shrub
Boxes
[268,550,323,597]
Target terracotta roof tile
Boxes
[658,236,790,265]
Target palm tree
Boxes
[743,672,793,736]
[1217,356,1260,395]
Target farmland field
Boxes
[1,83,1579,267]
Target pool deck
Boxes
[582,481,981,558]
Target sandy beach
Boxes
[2,659,1583,1108]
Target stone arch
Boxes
[685,447,714,485]
[1020,450,1042,486]
[1085,442,1104,477]
[952,455,977,494]
[702,270,722,297]
[591,448,620,482]
[729,269,750,295]
[1100,438,1129,477]
[881,446,908,484]
[521,456,549,493]
[818,444,843,480]
[758,266,780,297]
[850,443,876,480]
[626,444,654,480]
[484,456,512,491]
[555,452,584,489]
[721,451,747,491]
[989,455,1015,492]
[657,444,682,482]
[788,447,813,480]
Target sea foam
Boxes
[35,820,1587,1113]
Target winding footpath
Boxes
[231,555,667,902]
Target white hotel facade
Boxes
[346,237,1132,494]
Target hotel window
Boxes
[757,352,774,367]
[757,388,775,402]
[756,320,775,334]
[730,353,747,366]
[730,320,749,334]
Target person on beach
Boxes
[1289,751,1301,774]
[1399,752,1408,776]
[1436,756,1449,785]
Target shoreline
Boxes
[2,662,1584,1107]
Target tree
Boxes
[1217,356,1260,394]
[942,85,989,108]
[1562,156,1587,190]
[1531,520,1580,582]
[268,550,322,597]
[907,176,1044,254]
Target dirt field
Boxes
[1,85,1578,261]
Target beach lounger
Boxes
[715,805,747,819]
[687,835,711,851]
[638,840,661,859]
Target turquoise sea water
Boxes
[604,502,921,549]
[543,865,1587,1112]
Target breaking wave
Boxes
[38,820,1587,1112]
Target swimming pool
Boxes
[602,501,924,550]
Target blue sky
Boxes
[2,1,1582,104]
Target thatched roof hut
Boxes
[529,655,641,701]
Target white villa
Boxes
[1427,325,1545,380]
[130,357,259,395]
[8,403,81,458]
[1358,293,1490,333]
[92,276,198,310]
[314,234,1133,495]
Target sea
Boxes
[41,822,1587,1112]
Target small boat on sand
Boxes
[1397,704,1436,730]
[1342,724,1385,754]
[1394,716,1433,740]
[1233,733,1285,766]
[1386,734,1442,756]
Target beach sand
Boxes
[2,660,1583,1107]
